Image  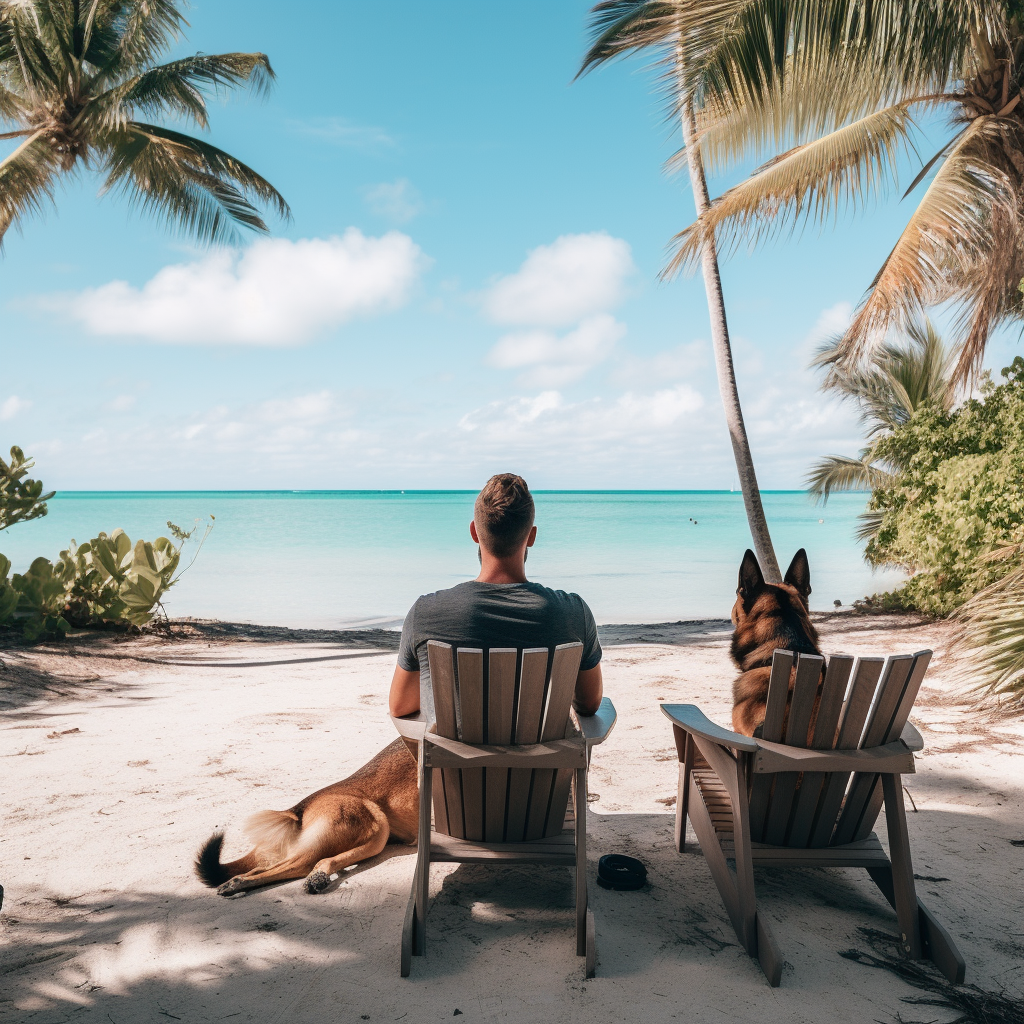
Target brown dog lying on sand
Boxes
[195,738,419,896]
[730,548,824,738]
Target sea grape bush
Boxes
[864,357,1024,615]
[0,447,55,531]
[0,526,201,640]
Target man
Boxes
[389,473,603,720]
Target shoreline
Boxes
[2,611,1020,1023]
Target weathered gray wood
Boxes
[428,642,464,839]
[809,656,884,847]
[756,913,783,987]
[429,829,576,864]
[675,726,693,853]
[577,696,617,746]
[485,648,516,841]
[749,650,794,841]
[689,773,746,942]
[575,767,587,955]
[660,703,759,752]
[524,768,554,841]
[585,909,596,979]
[541,643,584,741]
[414,746,431,955]
[834,656,914,845]
[867,868,966,984]
[852,652,933,842]
[763,653,823,845]
[881,773,923,958]
[456,648,485,842]
[752,738,917,775]
[516,648,549,743]
[544,767,573,838]
[424,735,587,769]
[401,893,415,976]
[428,642,458,739]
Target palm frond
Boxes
[99,121,290,244]
[806,454,894,503]
[85,0,187,79]
[663,102,918,277]
[855,508,884,544]
[952,544,1024,706]
[0,129,59,243]
[837,114,1015,371]
[87,52,275,130]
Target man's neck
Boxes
[476,553,528,584]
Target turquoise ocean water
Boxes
[0,491,903,628]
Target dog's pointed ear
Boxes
[737,549,765,603]
[785,548,811,601]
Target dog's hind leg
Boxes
[217,854,320,896]
[304,800,390,894]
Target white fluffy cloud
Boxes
[62,230,426,345]
[0,395,31,421]
[484,232,635,327]
[488,313,626,386]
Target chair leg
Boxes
[674,727,693,853]
[574,767,588,958]
[585,909,597,979]
[755,913,783,987]
[414,745,432,956]
[401,893,416,977]
[881,774,923,959]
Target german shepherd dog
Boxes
[195,738,419,896]
[730,548,823,738]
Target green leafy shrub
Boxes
[863,358,1024,615]
[0,519,212,640]
[0,447,55,530]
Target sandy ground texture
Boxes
[1,614,1023,1024]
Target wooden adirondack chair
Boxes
[392,640,616,978]
[662,648,965,987]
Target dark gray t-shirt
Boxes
[397,581,602,719]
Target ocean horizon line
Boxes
[48,488,863,497]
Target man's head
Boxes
[472,473,536,558]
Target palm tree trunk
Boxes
[679,97,782,582]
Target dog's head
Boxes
[730,548,819,670]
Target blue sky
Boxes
[2,0,1021,490]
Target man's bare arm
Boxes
[573,664,603,717]
[389,666,420,717]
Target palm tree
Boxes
[579,1,783,581]
[0,0,288,245]
[807,318,956,509]
[652,1,1024,388]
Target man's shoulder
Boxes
[523,581,592,613]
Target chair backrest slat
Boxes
[515,648,550,743]
[748,650,795,841]
[786,654,856,847]
[541,643,585,741]
[847,650,933,843]
[809,656,884,848]
[762,653,823,845]
[426,639,584,843]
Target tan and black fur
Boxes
[730,548,823,738]
[195,738,419,896]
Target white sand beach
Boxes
[1,613,1022,1024]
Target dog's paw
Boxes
[303,870,330,895]
[217,876,247,897]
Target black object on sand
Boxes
[596,854,647,890]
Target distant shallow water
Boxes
[0,491,904,629]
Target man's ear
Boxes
[737,549,765,604]
[784,548,811,601]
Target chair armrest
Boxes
[660,704,759,753]
[390,711,428,742]
[424,734,587,769]
[752,737,916,775]
[900,720,924,752]
[576,697,617,747]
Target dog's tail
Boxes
[194,831,261,888]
